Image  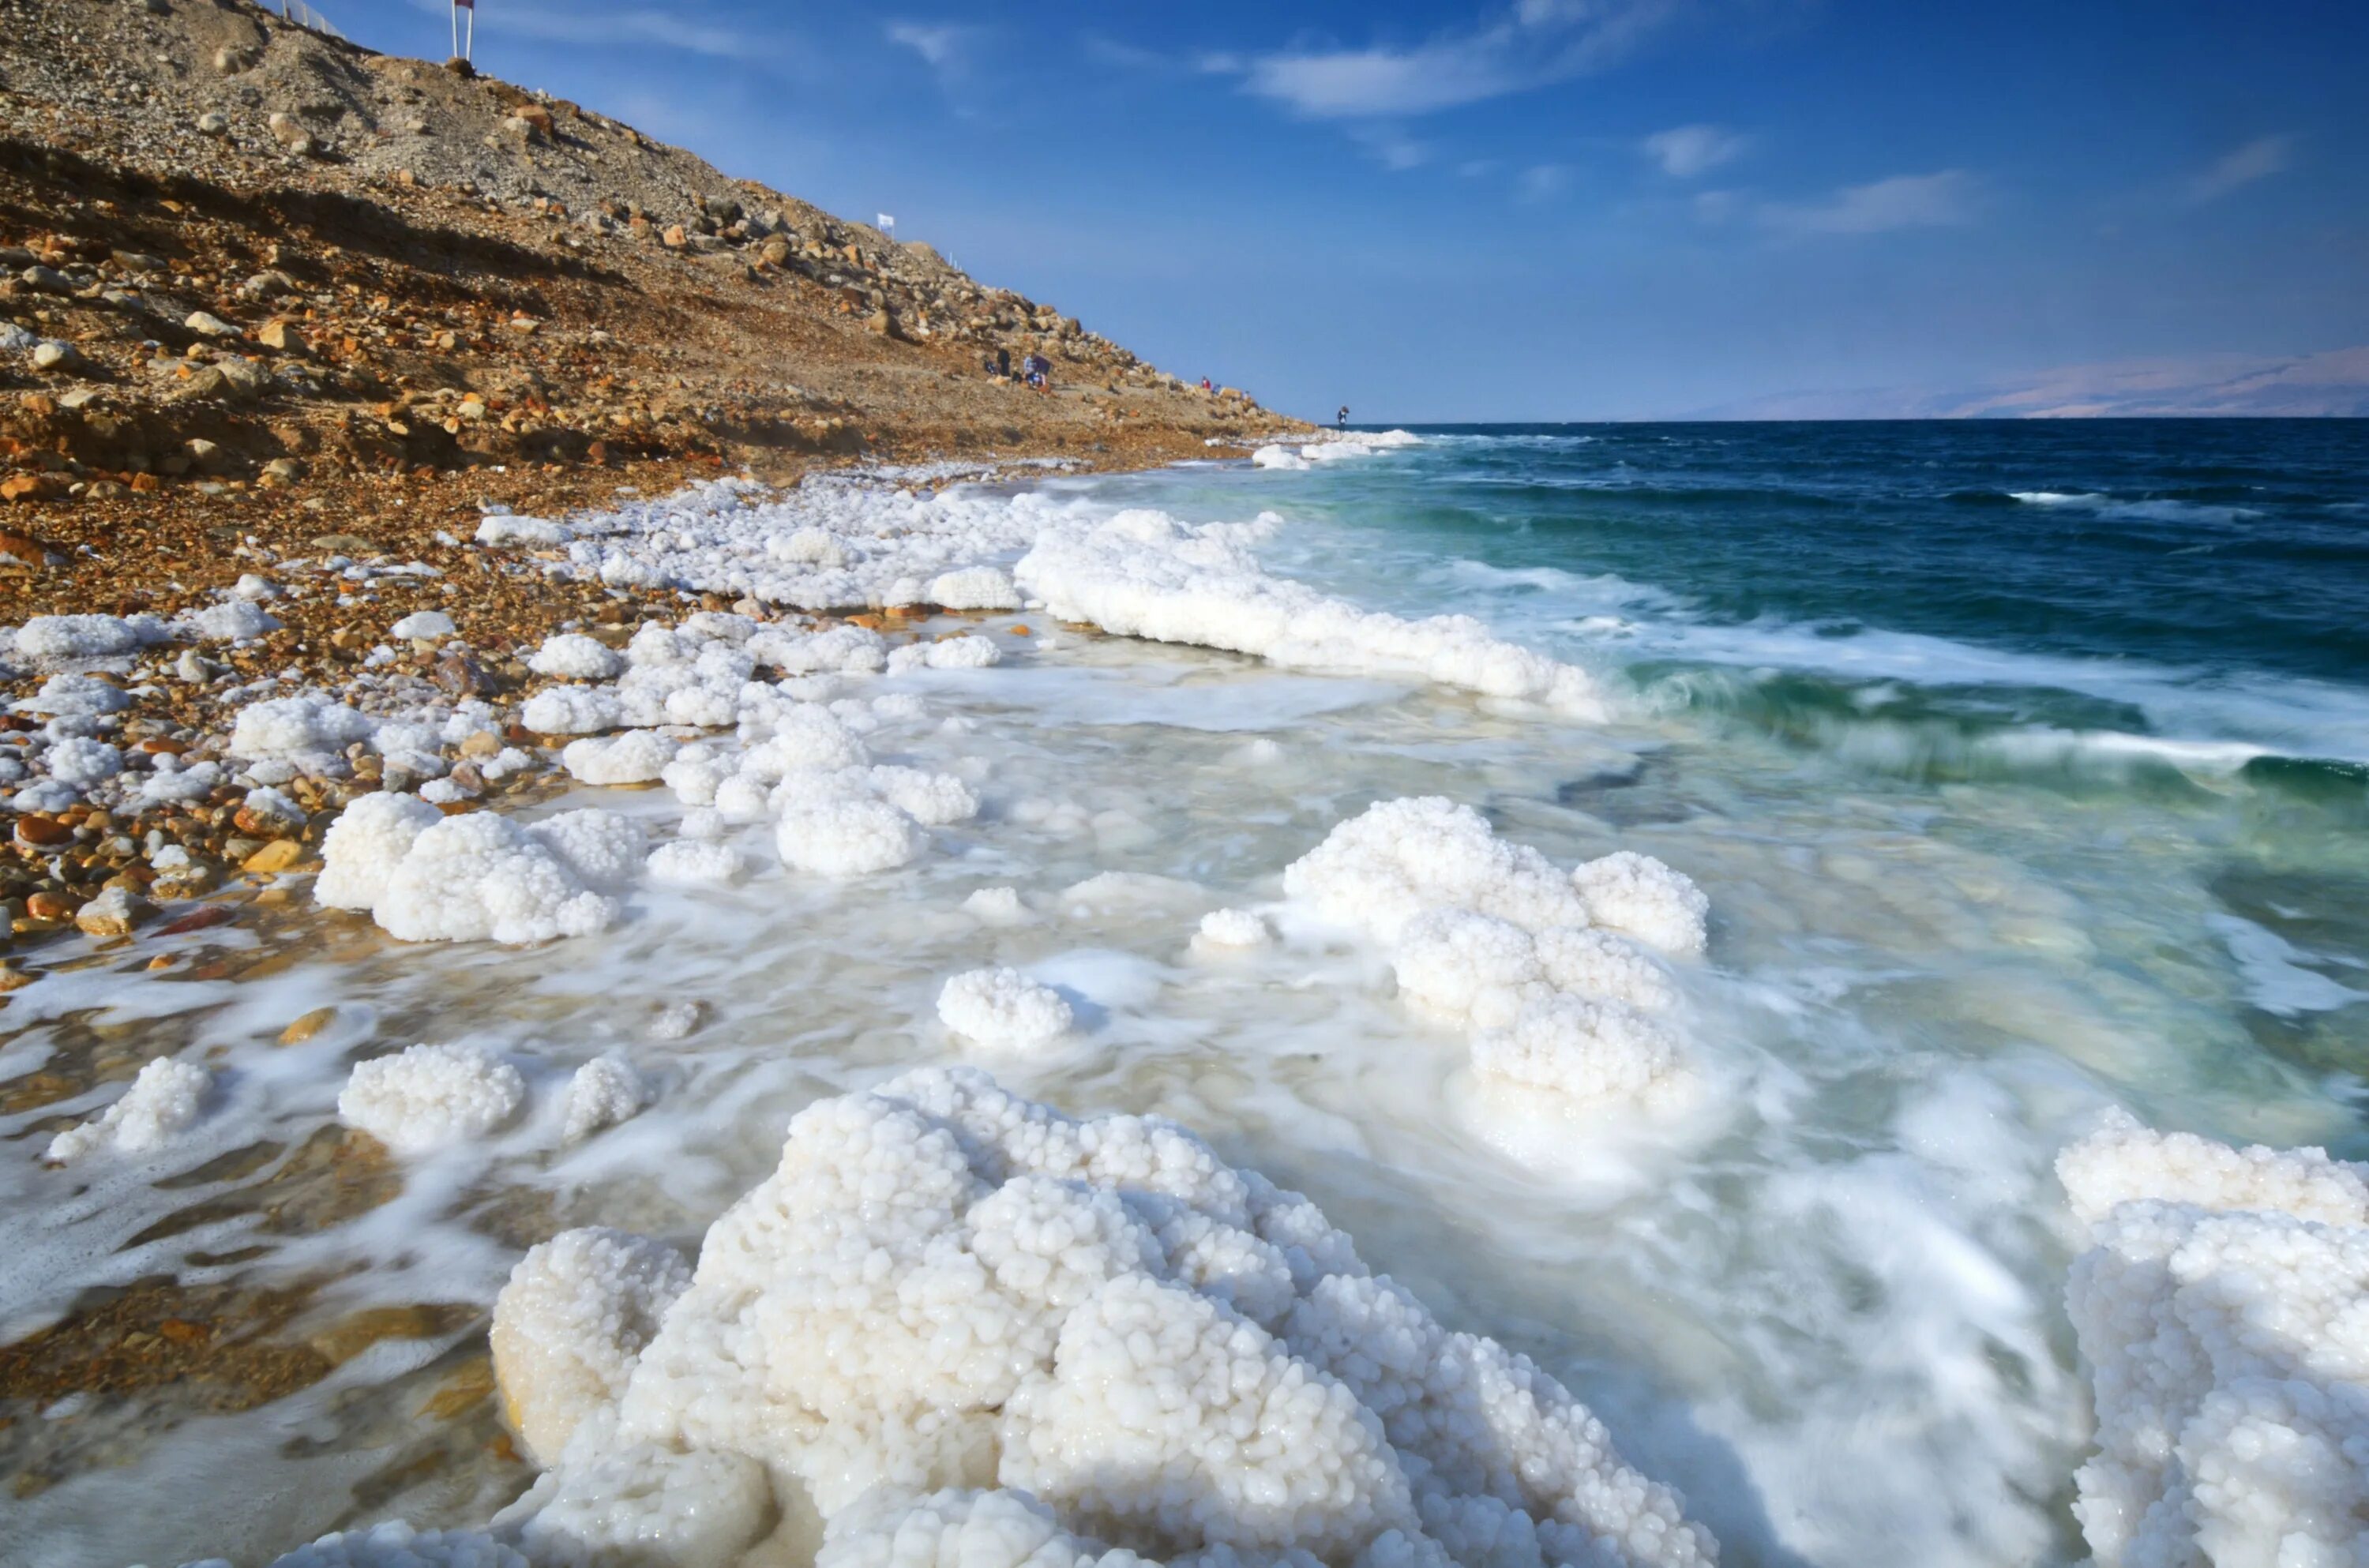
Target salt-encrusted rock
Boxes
[646,839,744,885]
[1570,851,1710,958]
[178,598,283,642]
[482,1068,1714,1567]
[1193,908,1271,951]
[229,696,376,761]
[392,610,458,640]
[522,685,623,735]
[44,1058,208,1162]
[2057,1111,2369,1568]
[562,730,677,786]
[529,632,626,681]
[339,1043,526,1153]
[561,1054,651,1143]
[317,798,634,945]
[926,565,1023,610]
[777,796,922,876]
[938,967,1072,1053]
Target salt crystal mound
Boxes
[938,967,1074,1053]
[229,695,378,762]
[259,1521,528,1568]
[1193,907,1271,951]
[529,632,627,681]
[776,795,924,876]
[11,673,130,715]
[338,1042,526,1155]
[9,612,171,660]
[2056,1110,2369,1568]
[175,598,283,643]
[1282,798,1701,1115]
[1015,511,1606,717]
[886,633,1002,673]
[314,797,642,944]
[486,1067,1716,1568]
[562,730,678,786]
[561,1054,652,1144]
[928,565,1023,610]
[43,1057,209,1163]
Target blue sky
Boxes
[355,0,2368,421]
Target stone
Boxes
[20,265,70,294]
[30,341,77,373]
[195,112,228,137]
[212,44,257,75]
[238,270,296,301]
[13,815,71,850]
[25,891,81,921]
[185,310,238,339]
[866,307,896,338]
[75,887,151,939]
[516,103,554,135]
[759,237,791,268]
[279,1006,337,1046]
[257,319,308,354]
[186,437,223,470]
[241,838,305,876]
[660,224,689,249]
[261,456,303,482]
[0,473,66,503]
[443,55,475,79]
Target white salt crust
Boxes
[561,1054,652,1144]
[938,967,1075,1053]
[315,799,641,945]
[43,1058,209,1163]
[1194,908,1271,951]
[336,1043,527,1154]
[1283,799,1703,1116]
[528,633,627,681]
[2057,1111,2369,1568]
[464,1068,1714,1568]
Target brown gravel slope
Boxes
[0,0,1303,617]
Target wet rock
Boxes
[279,1005,336,1046]
[74,887,151,937]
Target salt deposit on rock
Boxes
[338,1042,526,1154]
[938,967,1073,1052]
[476,515,573,547]
[927,565,1023,610]
[865,764,978,825]
[43,1058,209,1163]
[529,632,627,681]
[391,610,458,640]
[12,612,170,660]
[177,598,282,642]
[478,1068,1713,1568]
[1193,908,1271,951]
[1016,512,1605,715]
[2057,1110,2369,1568]
[1285,799,1700,1117]
[522,685,623,735]
[229,695,377,762]
[964,886,1030,923]
[43,736,120,787]
[561,1056,652,1145]
[315,798,639,944]
[777,796,923,876]
[888,633,1002,674]
[262,1521,528,1568]
[646,838,745,885]
[13,673,129,716]
[561,730,678,785]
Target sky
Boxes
[342,0,2369,422]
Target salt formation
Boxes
[937,967,1074,1053]
[561,1054,652,1144]
[1283,799,1704,1115]
[262,1521,528,1568]
[777,797,923,876]
[529,632,628,681]
[43,1057,209,1162]
[1192,908,1271,953]
[2057,1111,2369,1568]
[314,798,642,944]
[229,695,378,763]
[1015,512,1605,715]
[479,1068,1713,1568]
[338,1043,527,1154]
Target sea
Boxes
[3,418,2365,1568]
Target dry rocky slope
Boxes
[0,0,1301,612]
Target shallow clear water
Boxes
[3,422,2366,1568]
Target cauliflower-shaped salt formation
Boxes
[12,673,129,716]
[530,632,627,681]
[561,1054,652,1144]
[13,613,169,660]
[44,1058,210,1163]
[491,1227,691,1462]
[965,887,1031,924]
[2056,1111,2369,1568]
[927,566,1023,610]
[562,730,678,786]
[778,797,923,876]
[483,1067,1713,1568]
[179,599,283,642]
[867,764,979,825]
[1283,801,1699,1122]
[229,696,377,761]
[501,1442,775,1568]
[939,967,1074,1053]
[315,791,445,911]
[523,685,623,736]
[42,736,120,787]
[339,1042,525,1154]
[647,839,745,885]
[1570,852,1709,958]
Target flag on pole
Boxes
[453,0,473,9]
[877,214,896,234]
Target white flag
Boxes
[877,214,896,233]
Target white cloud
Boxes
[1642,123,1746,178]
[2188,134,2295,203]
[1519,163,1571,202]
[1235,0,1688,119]
[887,21,978,74]
[1348,124,1432,171]
[1759,170,1980,235]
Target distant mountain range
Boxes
[1689,345,2369,419]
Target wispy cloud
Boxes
[1759,170,1980,235]
[405,0,754,59]
[887,21,982,79]
[1233,0,1691,119]
[2188,134,2295,203]
[1348,124,1433,171]
[1641,123,1747,178]
[1519,163,1572,202]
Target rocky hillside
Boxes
[0,0,1298,613]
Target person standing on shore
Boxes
[1200,376,1212,394]
[997,347,1011,381]
[1338,405,1350,428]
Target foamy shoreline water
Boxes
[3,433,2366,1568]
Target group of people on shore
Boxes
[981,347,1055,392]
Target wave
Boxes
[2008,490,2264,523]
